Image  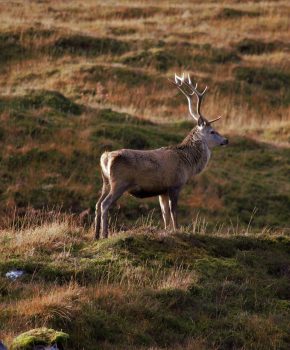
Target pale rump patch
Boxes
[100,152,110,178]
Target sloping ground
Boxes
[0,1,289,349]
[0,97,289,231]
[0,222,290,349]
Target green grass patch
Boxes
[194,45,240,64]
[205,136,290,229]
[235,66,290,91]
[122,44,239,71]
[234,66,290,106]
[0,28,56,66]
[81,64,154,86]
[51,35,130,57]
[235,38,286,55]
[216,8,260,20]
[109,27,137,36]
[0,90,81,115]
[122,48,186,71]
[0,32,28,65]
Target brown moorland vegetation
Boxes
[0,0,289,349]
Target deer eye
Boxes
[210,131,215,134]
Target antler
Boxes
[171,73,222,124]
[208,116,222,123]
[170,73,207,123]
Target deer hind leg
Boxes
[168,188,181,232]
[95,174,110,240]
[159,194,170,229]
[100,182,129,239]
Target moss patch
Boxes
[12,328,69,350]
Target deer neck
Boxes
[177,127,211,175]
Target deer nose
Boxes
[221,139,229,145]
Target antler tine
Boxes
[182,74,208,117]
[174,73,184,86]
[171,73,222,125]
[170,73,199,121]
[208,116,222,124]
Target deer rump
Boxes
[101,149,180,199]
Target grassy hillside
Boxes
[0,1,290,349]
[0,98,289,231]
[0,0,289,233]
[1,215,290,349]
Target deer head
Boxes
[171,73,228,148]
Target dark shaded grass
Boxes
[0,90,81,116]
[0,28,131,67]
[51,35,130,57]
[122,44,240,72]
[235,38,289,55]
[80,64,155,86]
[216,8,260,20]
[234,66,290,107]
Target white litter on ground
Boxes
[5,270,24,280]
[0,341,7,350]
[33,344,59,350]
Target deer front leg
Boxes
[159,194,171,229]
[168,188,181,231]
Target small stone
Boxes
[5,270,24,280]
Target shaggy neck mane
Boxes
[168,127,208,168]
[180,126,203,147]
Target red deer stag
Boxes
[95,73,228,239]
